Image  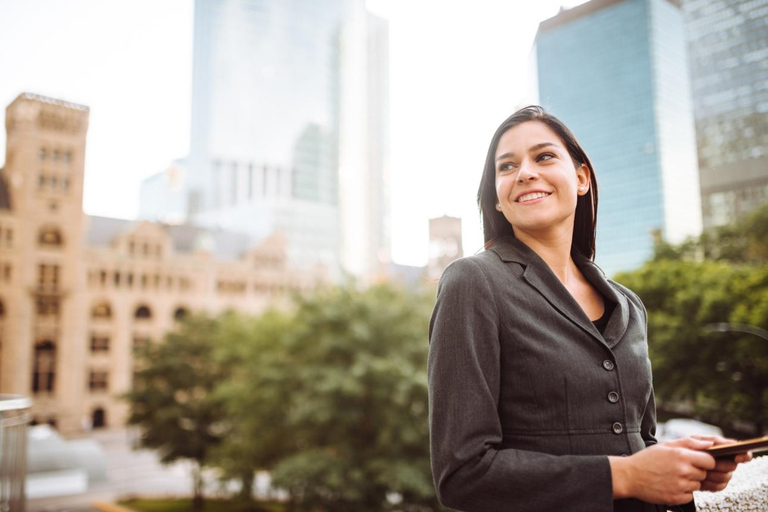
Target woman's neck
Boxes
[513,227,576,285]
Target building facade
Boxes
[534,0,702,275]
[683,0,768,229]
[0,93,325,434]
[141,0,391,280]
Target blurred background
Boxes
[0,0,766,510]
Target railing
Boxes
[0,395,32,512]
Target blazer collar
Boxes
[489,235,629,348]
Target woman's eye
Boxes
[498,162,517,172]
[538,153,555,161]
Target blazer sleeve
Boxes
[638,299,659,449]
[428,258,614,512]
[634,295,697,512]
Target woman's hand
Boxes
[689,434,753,492]
[609,437,716,504]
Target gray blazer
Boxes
[428,236,693,512]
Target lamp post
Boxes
[704,323,768,435]
[705,323,768,342]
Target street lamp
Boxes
[704,322,768,435]
[705,323,768,342]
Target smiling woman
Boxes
[427,106,751,512]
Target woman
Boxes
[428,106,750,512]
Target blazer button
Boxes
[603,360,615,371]
[612,422,623,434]
[608,391,619,403]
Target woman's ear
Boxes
[576,163,590,195]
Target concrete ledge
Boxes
[694,455,768,511]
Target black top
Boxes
[592,297,617,334]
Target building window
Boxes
[88,371,108,392]
[127,273,134,287]
[0,299,4,317]
[64,151,72,164]
[33,340,56,393]
[39,148,46,160]
[90,335,110,352]
[134,305,152,320]
[92,302,112,319]
[52,150,59,162]
[113,272,121,287]
[129,241,135,255]
[37,264,60,291]
[38,227,63,247]
[35,296,60,317]
[5,229,11,246]
[173,307,189,322]
[3,264,10,282]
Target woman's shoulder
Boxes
[438,251,508,289]
[606,278,647,318]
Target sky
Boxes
[0,0,588,266]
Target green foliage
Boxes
[266,284,437,511]
[125,314,228,508]
[209,309,297,499]
[652,203,768,264]
[617,205,768,434]
[134,282,440,510]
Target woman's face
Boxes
[494,121,590,239]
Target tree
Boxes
[652,203,768,265]
[262,283,439,511]
[615,253,768,435]
[125,314,228,511]
[209,309,298,501]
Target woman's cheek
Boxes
[496,176,513,204]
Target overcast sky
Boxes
[0,0,588,266]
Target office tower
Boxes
[427,215,463,280]
[0,93,325,433]
[142,0,391,279]
[683,0,768,229]
[534,0,702,275]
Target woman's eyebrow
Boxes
[495,142,558,162]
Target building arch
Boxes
[91,407,106,429]
[173,306,189,322]
[134,304,152,320]
[91,301,112,319]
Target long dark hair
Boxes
[477,105,599,260]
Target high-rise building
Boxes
[140,0,391,280]
[534,0,702,275]
[683,0,768,229]
[0,93,325,434]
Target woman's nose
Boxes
[517,161,539,182]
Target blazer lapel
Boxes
[576,254,629,348]
[490,236,627,349]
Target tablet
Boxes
[706,435,768,457]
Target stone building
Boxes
[0,93,326,434]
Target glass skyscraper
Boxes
[141,0,390,278]
[683,0,768,229]
[534,0,702,275]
